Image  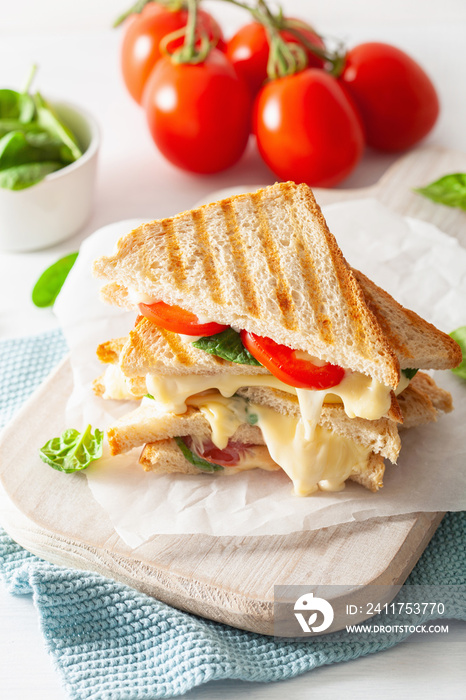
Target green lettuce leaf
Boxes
[39,425,103,473]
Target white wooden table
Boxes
[1,1,465,697]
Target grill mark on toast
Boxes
[282,183,334,345]
[161,218,187,291]
[253,190,298,330]
[158,327,196,366]
[191,208,224,305]
[220,200,260,317]
[298,187,398,378]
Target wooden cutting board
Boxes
[1,145,465,636]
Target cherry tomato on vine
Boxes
[254,68,365,187]
[340,42,439,152]
[226,20,325,97]
[240,331,345,389]
[121,3,225,104]
[138,301,228,336]
[143,49,252,174]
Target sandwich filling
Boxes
[145,390,374,495]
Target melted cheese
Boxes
[145,373,292,414]
[182,391,373,495]
[145,369,399,423]
[295,388,326,440]
[251,403,372,495]
[187,393,249,449]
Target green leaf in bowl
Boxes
[0,89,35,123]
[0,161,62,190]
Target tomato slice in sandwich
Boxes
[240,330,345,390]
[138,301,229,336]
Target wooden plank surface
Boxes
[0,145,464,635]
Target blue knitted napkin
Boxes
[0,330,465,700]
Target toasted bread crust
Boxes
[93,182,403,386]
[96,337,127,365]
[354,269,462,371]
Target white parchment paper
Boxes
[54,199,466,548]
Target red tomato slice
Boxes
[138,301,228,336]
[240,330,345,389]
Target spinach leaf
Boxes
[0,73,83,190]
[32,252,79,307]
[192,328,262,366]
[415,173,466,211]
[402,368,419,380]
[174,437,224,473]
[0,89,35,123]
[0,119,43,138]
[39,425,103,473]
[0,161,62,190]
[34,92,82,161]
[449,327,466,380]
[0,130,73,171]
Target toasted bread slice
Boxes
[353,270,462,371]
[93,182,403,387]
[397,371,453,429]
[96,337,127,364]
[120,316,269,378]
[139,438,386,493]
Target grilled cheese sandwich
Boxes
[92,182,461,496]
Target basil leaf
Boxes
[39,424,103,473]
[0,89,35,123]
[193,328,262,366]
[402,368,419,380]
[449,327,466,380]
[415,173,466,211]
[34,92,82,161]
[0,161,62,190]
[144,393,155,400]
[174,437,224,473]
[32,252,78,307]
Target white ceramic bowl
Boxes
[0,100,100,252]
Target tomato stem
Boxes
[216,0,347,78]
[113,0,185,29]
